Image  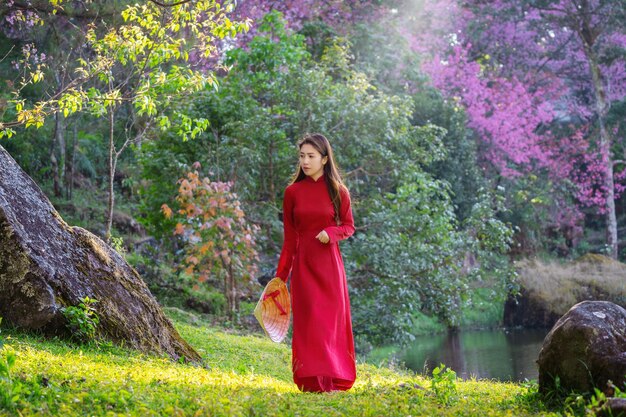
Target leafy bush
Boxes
[163,169,260,318]
[109,235,126,257]
[186,285,227,315]
[347,170,463,345]
[127,250,182,298]
[61,297,100,342]
[431,363,458,406]
[348,182,515,346]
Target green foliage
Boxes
[348,16,489,222]
[413,89,487,222]
[109,235,126,256]
[538,381,626,415]
[0,345,15,383]
[462,187,518,301]
[126,248,228,317]
[190,287,227,316]
[348,181,515,345]
[459,287,506,328]
[135,11,516,343]
[126,249,184,298]
[338,19,518,340]
[136,142,200,238]
[431,363,458,406]
[2,7,520,349]
[2,0,249,136]
[586,385,626,415]
[347,170,462,344]
[60,296,100,342]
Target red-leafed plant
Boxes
[162,167,259,317]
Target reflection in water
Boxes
[400,328,548,382]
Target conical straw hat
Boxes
[254,277,291,343]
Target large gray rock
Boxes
[0,145,200,362]
[537,301,626,394]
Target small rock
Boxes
[595,398,626,417]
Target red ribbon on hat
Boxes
[263,290,287,315]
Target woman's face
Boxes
[299,143,327,180]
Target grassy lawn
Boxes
[0,308,572,416]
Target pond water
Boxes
[384,328,550,382]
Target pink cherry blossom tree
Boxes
[393,0,626,257]
[462,0,626,258]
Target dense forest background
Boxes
[1,0,625,351]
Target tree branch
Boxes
[147,0,194,7]
[7,0,117,19]
[0,45,15,64]
[117,120,153,159]
[344,166,387,178]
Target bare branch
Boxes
[8,0,117,19]
[0,45,15,63]
[147,0,194,7]
[345,166,386,178]
[117,120,153,159]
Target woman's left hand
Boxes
[315,230,330,244]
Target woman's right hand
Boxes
[315,230,330,244]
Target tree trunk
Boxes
[600,122,618,259]
[211,128,221,182]
[223,272,231,318]
[221,256,237,319]
[579,9,618,259]
[0,144,201,362]
[49,143,60,197]
[234,268,240,314]
[66,121,78,200]
[268,138,275,201]
[106,108,116,241]
[50,71,66,198]
[229,262,238,317]
[56,110,66,197]
[49,112,64,198]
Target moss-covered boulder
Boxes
[537,301,626,395]
[0,145,200,362]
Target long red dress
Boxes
[276,173,356,392]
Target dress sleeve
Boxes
[324,186,355,243]
[276,186,297,282]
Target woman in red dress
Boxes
[276,133,356,393]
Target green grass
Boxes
[0,309,571,416]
